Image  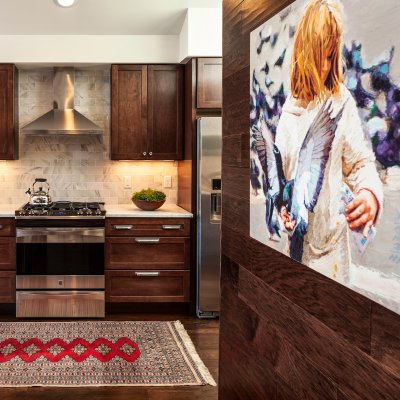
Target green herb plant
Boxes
[132,188,166,202]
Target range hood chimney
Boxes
[21,67,103,135]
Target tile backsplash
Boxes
[0,67,178,205]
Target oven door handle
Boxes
[16,227,105,243]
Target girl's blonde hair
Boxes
[290,0,343,102]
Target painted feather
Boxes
[252,100,344,258]
[253,119,285,197]
[288,100,346,262]
[252,120,286,237]
[250,158,261,195]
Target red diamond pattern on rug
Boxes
[0,337,140,363]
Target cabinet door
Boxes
[197,58,222,109]
[0,271,15,303]
[111,65,147,160]
[0,65,18,160]
[0,218,15,237]
[0,237,15,271]
[147,65,183,160]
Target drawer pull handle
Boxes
[114,225,133,230]
[162,225,182,230]
[135,272,160,277]
[134,238,160,244]
[0,225,3,230]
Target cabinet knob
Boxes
[0,225,3,230]
[142,151,147,156]
[149,152,153,156]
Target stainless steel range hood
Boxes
[21,68,102,135]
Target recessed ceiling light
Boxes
[54,0,77,7]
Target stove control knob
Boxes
[19,210,26,216]
[85,209,93,215]
[28,210,35,215]
[77,209,84,215]
[95,209,102,215]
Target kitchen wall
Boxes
[0,67,178,205]
[219,0,400,399]
[0,9,222,64]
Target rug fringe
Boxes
[173,321,217,387]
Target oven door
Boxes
[16,227,104,276]
[16,228,105,289]
[16,227,105,318]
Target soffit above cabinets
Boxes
[0,0,222,35]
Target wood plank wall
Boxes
[219,1,400,399]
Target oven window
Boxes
[17,243,104,275]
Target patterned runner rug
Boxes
[0,320,216,387]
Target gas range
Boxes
[15,200,106,318]
[15,201,106,219]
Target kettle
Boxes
[26,178,52,205]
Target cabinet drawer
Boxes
[105,237,190,270]
[0,237,15,270]
[0,271,15,303]
[106,218,190,237]
[0,218,15,236]
[105,270,189,302]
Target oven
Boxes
[15,214,105,318]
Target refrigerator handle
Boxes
[210,193,222,221]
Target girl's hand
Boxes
[280,206,296,232]
[345,189,379,237]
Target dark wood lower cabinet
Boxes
[0,237,15,270]
[0,218,16,303]
[0,271,15,303]
[0,218,16,236]
[105,270,190,302]
[105,217,192,305]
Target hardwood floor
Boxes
[0,310,219,400]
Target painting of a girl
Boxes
[251,0,384,284]
[275,0,383,282]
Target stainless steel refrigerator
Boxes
[196,116,222,318]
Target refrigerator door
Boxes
[196,116,222,318]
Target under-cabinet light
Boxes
[54,0,76,8]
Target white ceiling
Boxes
[0,0,222,35]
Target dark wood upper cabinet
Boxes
[111,65,147,160]
[111,64,183,160]
[0,64,18,160]
[197,58,222,109]
[148,65,183,160]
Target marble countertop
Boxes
[0,204,20,217]
[105,203,193,218]
[0,203,193,218]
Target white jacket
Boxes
[275,85,383,284]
